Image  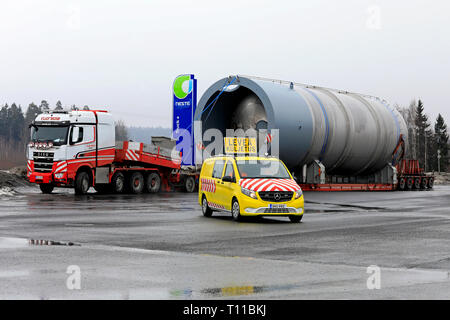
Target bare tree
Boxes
[115,119,129,142]
[397,100,418,159]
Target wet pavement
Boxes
[0,186,450,299]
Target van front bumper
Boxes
[240,195,304,216]
[244,206,303,215]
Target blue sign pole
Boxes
[172,74,197,166]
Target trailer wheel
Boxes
[184,176,196,193]
[406,177,414,190]
[146,172,161,193]
[75,171,91,195]
[421,178,428,189]
[129,172,144,194]
[39,184,54,194]
[398,177,406,190]
[427,177,434,189]
[111,172,125,193]
[414,178,421,189]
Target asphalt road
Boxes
[1,186,450,299]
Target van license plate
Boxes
[269,204,287,209]
[36,176,43,180]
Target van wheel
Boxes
[231,199,241,221]
[111,172,125,193]
[129,172,144,194]
[184,176,196,193]
[146,172,161,193]
[75,172,90,195]
[202,195,213,217]
[427,177,434,189]
[39,184,54,194]
[289,215,303,223]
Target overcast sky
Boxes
[1,0,449,127]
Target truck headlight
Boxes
[55,173,64,179]
[241,187,257,199]
[295,189,303,199]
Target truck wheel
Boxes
[414,178,421,189]
[427,177,434,189]
[421,178,428,189]
[231,199,241,221]
[39,184,54,194]
[202,195,213,217]
[129,172,144,194]
[398,177,406,190]
[75,172,90,195]
[289,215,303,223]
[406,177,414,190]
[184,176,196,193]
[146,172,161,193]
[111,172,125,193]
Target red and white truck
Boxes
[27,109,197,194]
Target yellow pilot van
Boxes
[198,155,304,222]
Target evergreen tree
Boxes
[434,114,449,172]
[39,100,49,112]
[0,104,8,138]
[9,103,25,142]
[24,103,41,141]
[414,99,431,169]
[55,100,63,110]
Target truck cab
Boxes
[27,109,115,194]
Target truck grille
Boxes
[258,191,293,202]
[33,152,54,173]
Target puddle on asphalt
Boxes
[169,283,302,298]
[0,237,29,249]
[0,270,30,278]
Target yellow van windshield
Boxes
[236,160,290,179]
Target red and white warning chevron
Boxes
[239,178,300,192]
[201,178,216,193]
[54,161,68,173]
[27,160,33,176]
[125,149,140,161]
[208,202,225,210]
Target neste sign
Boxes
[172,74,197,166]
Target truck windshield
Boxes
[236,160,291,179]
[31,125,69,146]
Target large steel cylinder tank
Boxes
[194,76,408,175]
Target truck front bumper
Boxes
[29,172,53,184]
[29,172,68,185]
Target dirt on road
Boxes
[0,166,31,190]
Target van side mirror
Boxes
[222,176,235,183]
[71,127,80,144]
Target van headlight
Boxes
[241,187,257,199]
[295,189,303,199]
[55,173,64,179]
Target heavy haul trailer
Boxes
[27,109,197,195]
[195,75,434,191]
